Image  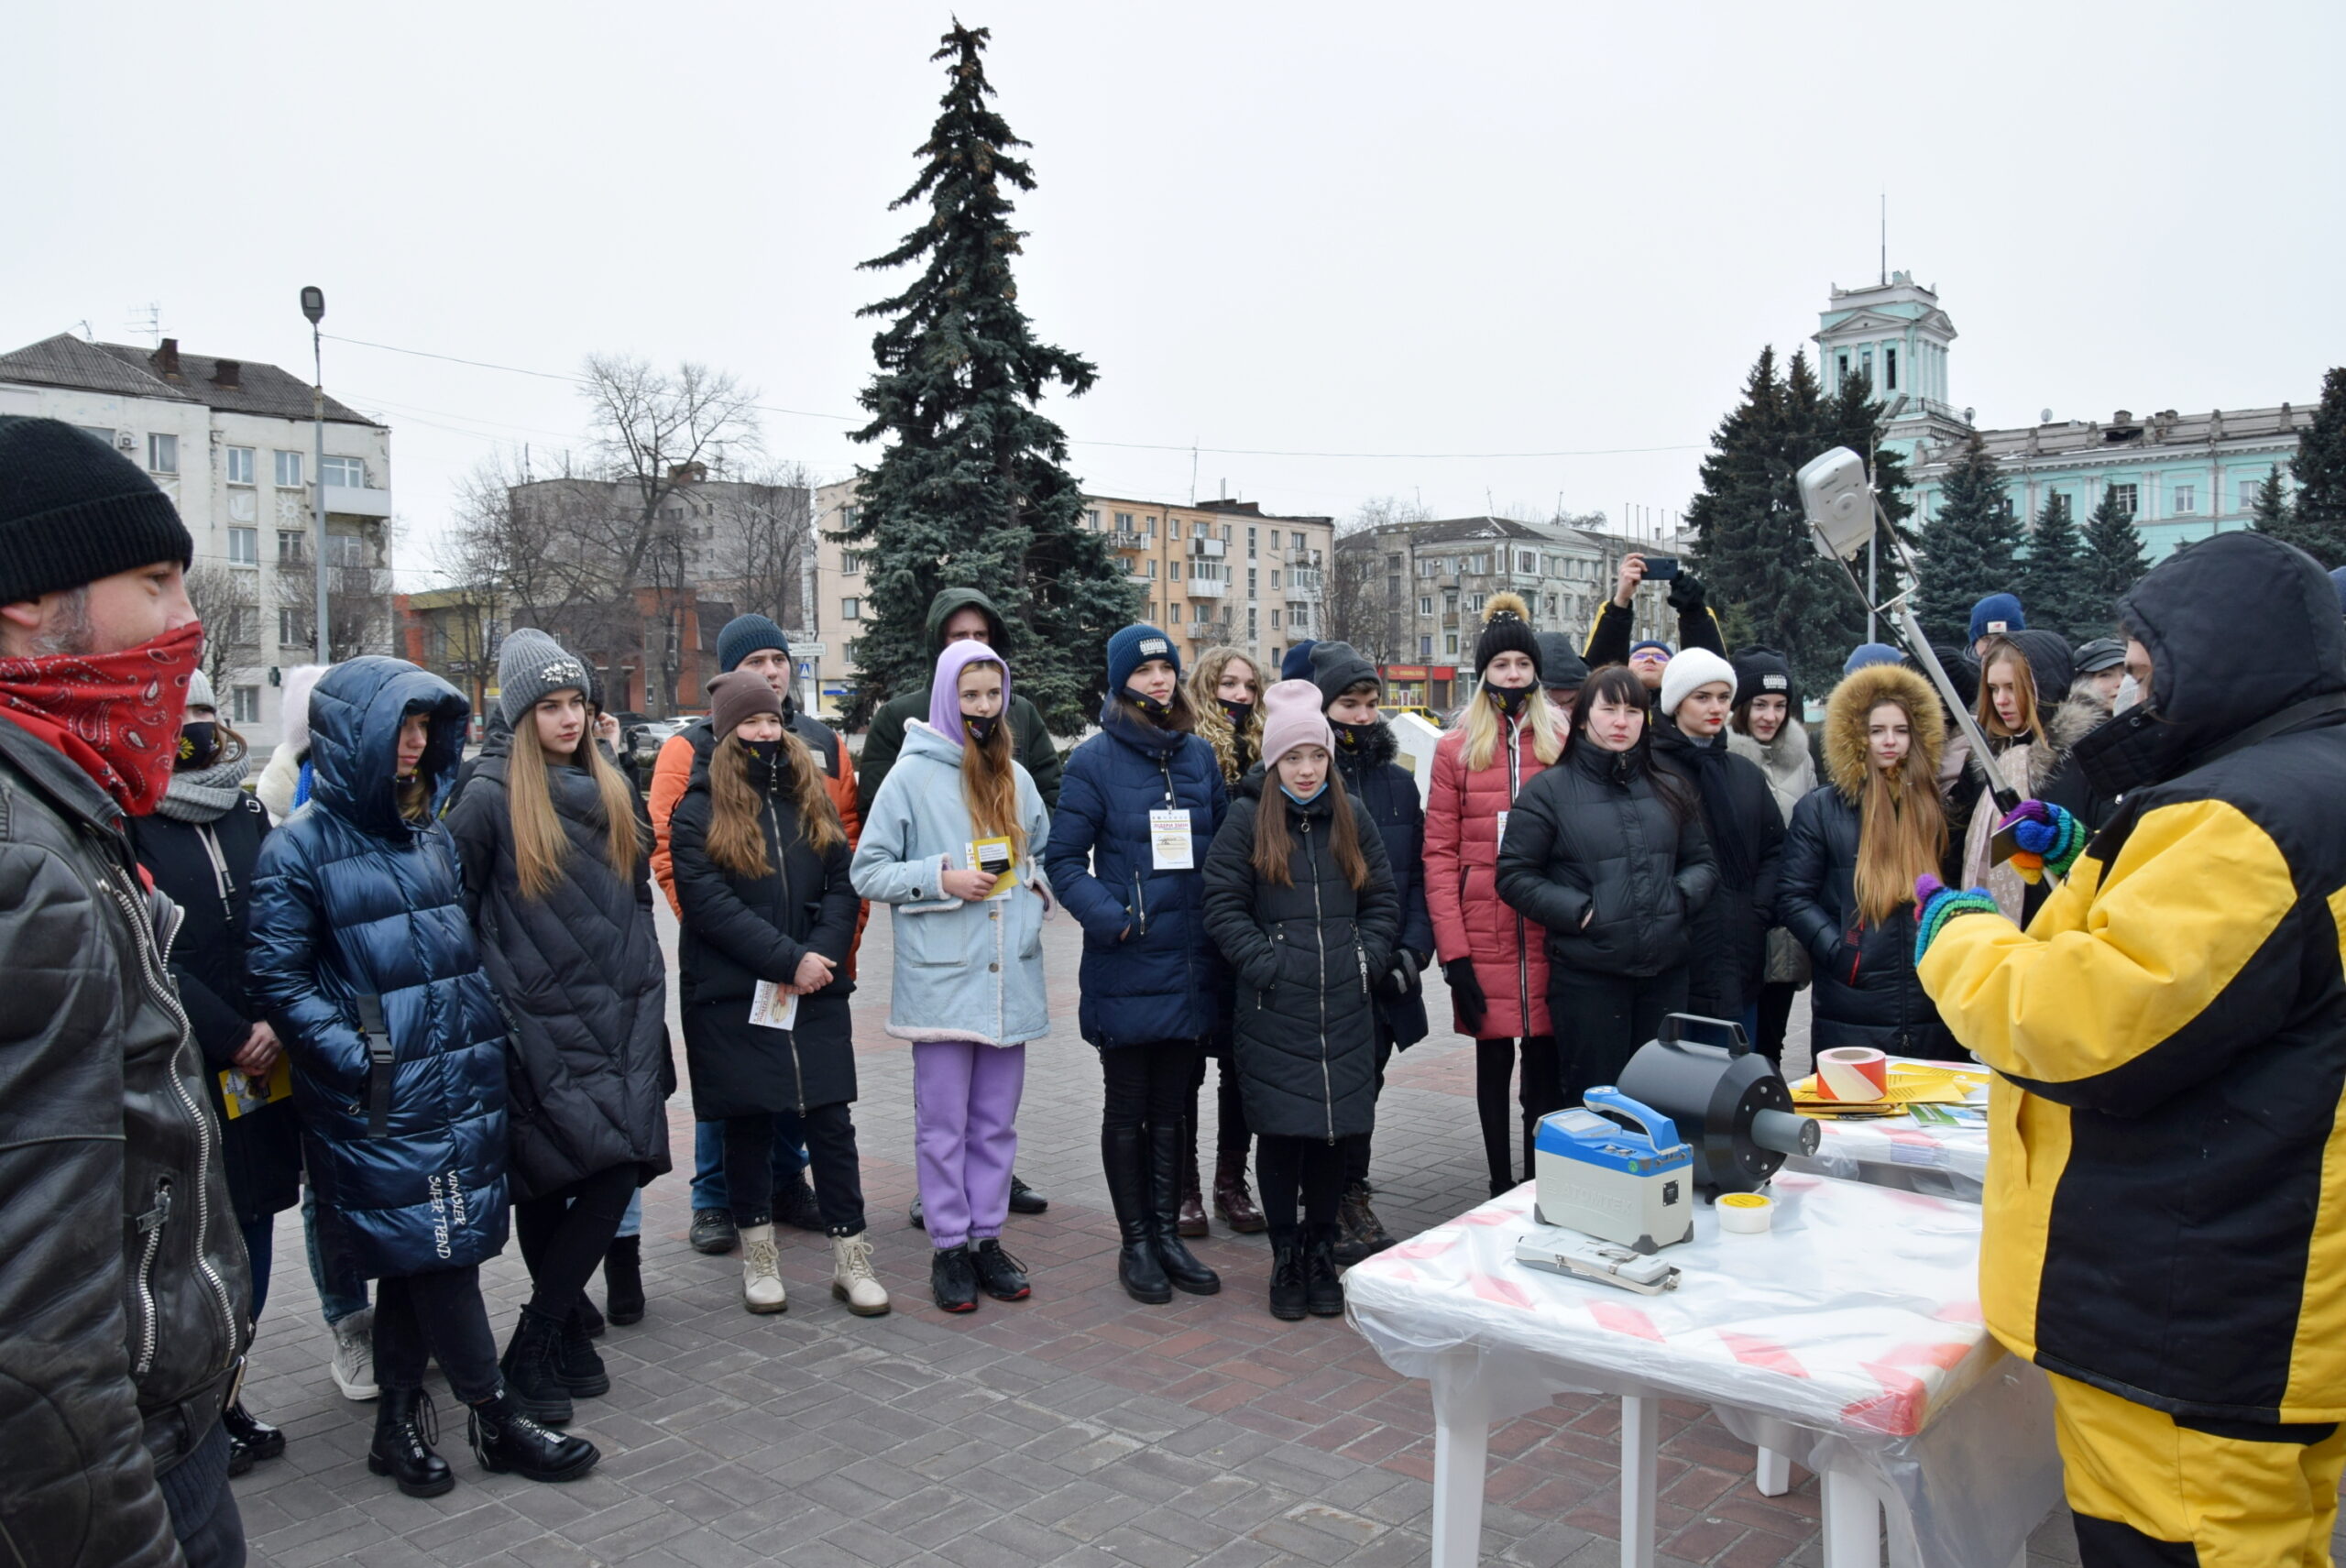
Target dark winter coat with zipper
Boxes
[1651,719,1783,1021]
[1045,699,1230,1048]
[246,658,513,1280]
[1494,737,1719,980]
[1776,662,1962,1060]
[1332,721,1433,1048]
[1201,772,1401,1143]
[130,778,302,1226]
[0,715,251,1567]
[670,752,861,1120]
[444,729,673,1203]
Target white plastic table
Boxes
[1344,1173,2060,1568]
[1788,1060,1993,1202]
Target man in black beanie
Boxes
[0,417,253,1565]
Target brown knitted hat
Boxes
[707,669,784,740]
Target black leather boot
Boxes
[603,1234,645,1326]
[367,1387,454,1497]
[1104,1125,1169,1303]
[1266,1230,1307,1321]
[1148,1122,1221,1296]
[222,1398,285,1469]
[1304,1223,1345,1318]
[497,1308,573,1426]
[467,1383,598,1483]
[556,1304,610,1398]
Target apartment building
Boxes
[0,333,394,745]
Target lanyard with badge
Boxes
[1149,762,1193,872]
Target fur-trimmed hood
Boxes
[1823,663,1945,802]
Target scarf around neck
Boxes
[154,743,253,823]
[0,622,204,817]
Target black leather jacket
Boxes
[0,716,251,1568]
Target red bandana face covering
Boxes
[0,620,204,816]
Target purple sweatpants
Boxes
[912,1040,1026,1249]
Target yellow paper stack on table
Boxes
[1789,1057,1989,1119]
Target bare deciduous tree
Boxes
[185,561,258,693]
[1322,495,1428,666]
[703,462,815,630]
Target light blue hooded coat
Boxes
[851,644,1053,1047]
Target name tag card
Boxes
[1150,808,1194,871]
[749,981,799,1031]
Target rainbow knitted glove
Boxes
[1996,799,2086,884]
[1913,873,1999,965]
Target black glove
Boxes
[1666,571,1708,616]
[1443,957,1486,1031]
[1381,948,1421,999]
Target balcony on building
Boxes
[1188,573,1230,598]
[1288,566,1324,597]
[1112,530,1149,552]
[1285,546,1322,567]
[1189,536,1228,559]
[320,480,393,519]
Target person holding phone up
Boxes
[1583,552,1728,694]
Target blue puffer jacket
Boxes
[247,658,511,1279]
[1332,722,1433,1048]
[1046,700,1231,1048]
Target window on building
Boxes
[1517,551,1536,574]
[231,685,260,725]
[1473,554,1491,574]
[1084,509,1101,531]
[2109,483,2138,520]
[1836,352,1850,384]
[1269,569,1281,589]
[836,598,861,622]
[1420,635,1433,659]
[75,424,115,449]
[1444,589,1459,613]
[1114,511,1134,532]
[2240,477,2270,511]
[1145,516,1157,536]
[1168,603,1183,623]
[1419,596,1433,616]
[841,505,861,532]
[1247,567,1258,595]
[1860,346,1874,381]
[278,607,304,645]
[1270,609,1281,630]
[1420,556,1440,576]
[1222,524,1232,542]
[277,530,305,564]
[1168,519,1180,542]
[1468,593,1487,613]
[1444,632,1459,655]
[1169,560,1183,581]
[321,455,366,488]
[2173,484,2197,514]
[1885,346,1898,392]
[227,527,258,565]
[1146,560,1157,578]
[844,639,859,665]
[226,446,255,486]
[148,433,177,474]
[326,532,366,568]
[1249,528,1259,555]
[274,451,303,488]
[1545,594,1559,619]
[841,551,864,575]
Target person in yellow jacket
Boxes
[1913,532,2346,1567]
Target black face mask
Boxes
[964,713,1000,746]
[1331,718,1378,751]
[740,738,783,784]
[177,721,220,770]
[1217,696,1255,728]
[1487,685,1532,719]
[1125,691,1176,727]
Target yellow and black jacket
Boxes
[1921,532,2346,1423]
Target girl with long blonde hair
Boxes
[670,672,882,1318]
[1178,645,1264,1234]
[851,640,1053,1314]
[445,629,670,1424]
[1424,594,1569,1195]
[1959,631,2086,925]
[1777,661,1963,1059]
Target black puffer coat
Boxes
[1495,737,1719,979]
[1651,720,1783,1020]
[671,754,861,1119]
[1332,721,1432,1048]
[1777,662,1961,1060]
[131,784,301,1226]
[444,730,672,1202]
[1202,773,1401,1143]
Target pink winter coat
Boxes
[1424,723,1553,1038]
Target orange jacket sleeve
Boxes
[648,732,696,916]
[828,745,871,972]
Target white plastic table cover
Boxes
[1343,1172,2062,1567]
[1792,1115,1990,1201]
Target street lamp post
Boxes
[1869,392,1911,642]
[301,286,328,663]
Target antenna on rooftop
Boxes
[126,302,162,346]
[1880,192,1887,286]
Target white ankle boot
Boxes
[830,1234,891,1317]
[740,1223,787,1314]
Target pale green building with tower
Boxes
[1817,272,2310,563]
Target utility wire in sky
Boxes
[324,334,1700,464]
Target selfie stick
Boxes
[1794,447,2023,822]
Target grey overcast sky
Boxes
[9,1,2341,582]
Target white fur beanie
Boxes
[277,663,328,754]
[1659,647,1738,718]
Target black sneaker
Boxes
[970,1240,1031,1301]
[690,1208,739,1255]
[773,1174,824,1234]
[930,1245,980,1313]
[1007,1174,1048,1214]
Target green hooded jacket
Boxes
[856,586,1063,815]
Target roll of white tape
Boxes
[1815,1047,1890,1102]
[1716,1193,1773,1234]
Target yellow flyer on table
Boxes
[968,837,1018,899]
[748,981,799,1031]
[219,1055,293,1120]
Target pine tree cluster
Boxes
[1910,436,2027,645]
[1684,349,1915,696]
[836,22,1140,733]
[2257,366,2346,569]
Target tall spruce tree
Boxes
[2080,483,2151,635]
[838,22,1138,731]
[2249,460,2299,547]
[1914,435,2023,644]
[2018,493,2095,642]
[1685,349,1909,696]
[2287,367,2346,567]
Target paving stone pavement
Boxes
[234,896,2103,1567]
